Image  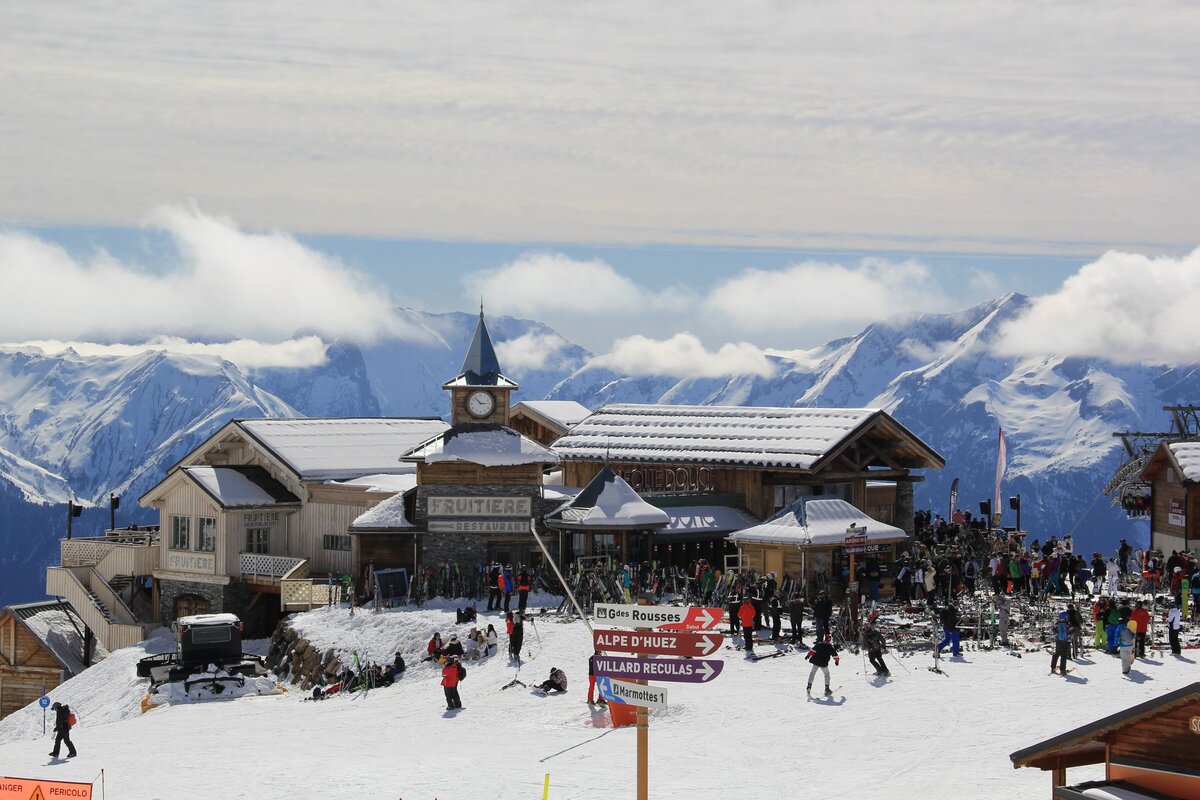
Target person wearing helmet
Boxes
[48,701,77,758]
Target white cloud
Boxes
[463,253,689,316]
[0,204,413,344]
[704,258,946,333]
[995,247,1200,363]
[589,333,776,379]
[3,337,330,371]
[494,330,579,373]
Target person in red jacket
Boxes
[516,567,533,614]
[425,632,444,662]
[1129,600,1151,658]
[738,597,757,653]
[441,655,465,710]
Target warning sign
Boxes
[0,777,92,799]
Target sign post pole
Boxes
[635,594,649,800]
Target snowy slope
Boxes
[0,599,1194,799]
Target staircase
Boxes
[46,565,154,652]
[108,574,133,595]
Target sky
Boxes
[1,2,1198,371]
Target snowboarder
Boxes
[804,634,840,696]
[48,701,76,759]
[441,656,465,710]
[863,623,889,676]
[536,667,568,694]
[1050,611,1071,675]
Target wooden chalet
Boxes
[552,404,943,572]
[1010,681,1200,799]
[1140,441,1200,557]
[509,400,591,447]
[0,601,107,720]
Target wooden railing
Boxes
[45,566,151,652]
[61,534,160,582]
[239,553,305,586]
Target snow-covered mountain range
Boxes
[3,298,1182,607]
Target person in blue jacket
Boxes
[1050,611,1071,675]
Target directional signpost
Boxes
[594,655,723,683]
[592,601,728,800]
[592,629,722,657]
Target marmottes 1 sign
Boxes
[593,603,723,631]
[595,676,668,710]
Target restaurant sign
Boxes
[428,520,529,533]
[619,466,715,494]
[428,497,532,517]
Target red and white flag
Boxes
[993,428,1006,520]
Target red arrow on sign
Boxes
[657,606,723,632]
[593,629,723,657]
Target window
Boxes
[170,516,190,550]
[245,527,270,554]
[323,534,351,551]
[197,518,216,552]
[593,533,621,560]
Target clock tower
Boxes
[443,308,517,426]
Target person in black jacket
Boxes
[804,634,840,696]
[49,701,76,758]
[788,595,806,645]
[863,623,889,676]
[812,592,833,643]
[768,592,783,641]
[727,590,742,638]
[936,602,961,657]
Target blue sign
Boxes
[595,677,623,705]
[39,695,50,708]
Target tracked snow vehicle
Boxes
[137,613,268,692]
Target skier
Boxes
[811,591,833,643]
[738,596,757,653]
[788,595,807,645]
[1050,611,1071,675]
[768,591,783,641]
[936,602,961,657]
[516,566,532,613]
[1066,602,1084,659]
[804,634,840,696]
[1129,600,1151,659]
[1106,557,1120,595]
[1118,620,1136,675]
[994,593,1011,646]
[48,701,76,759]
[863,622,889,676]
[536,667,568,694]
[1166,601,1183,656]
[509,612,525,661]
[727,588,742,638]
[441,655,465,710]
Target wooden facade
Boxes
[1011,682,1200,799]
[0,604,83,721]
[1140,443,1199,556]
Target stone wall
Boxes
[415,484,562,565]
[157,578,280,638]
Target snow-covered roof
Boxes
[404,425,559,467]
[178,613,240,627]
[183,466,300,508]
[511,400,592,432]
[660,505,760,536]
[729,497,907,546]
[239,418,449,480]
[542,484,584,502]
[1167,441,1200,482]
[349,493,416,532]
[545,466,670,529]
[552,404,885,470]
[6,600,108,677]
[328,472,418,494]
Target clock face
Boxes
[467,390,496,418]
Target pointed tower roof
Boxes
[443,308,518,388]
[544,465,670,529]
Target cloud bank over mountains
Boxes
[2,206,1198,375]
